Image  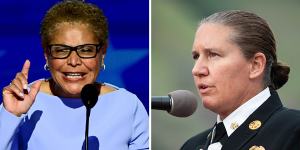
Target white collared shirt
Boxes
[208,87,271,150]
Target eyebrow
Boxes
[192,50,197,55]
[192,47,220,54]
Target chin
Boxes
[61,85,84,97]
[53,75,95,97]
[202,97,218,112]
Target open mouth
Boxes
[63,72,86,79]
[199,84,208,90]
[198,84,212,94]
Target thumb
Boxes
[28,80,42,100]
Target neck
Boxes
[41,78,115,98]
[49,79,81,98]
[219,84,265,120]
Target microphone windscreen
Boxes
[81,84,100,109]
[168,90,198,117]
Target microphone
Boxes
[81,83,100,150]
[81,84,99,109]
[152,90,198,117]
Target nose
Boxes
[67,51,82,67]
[192,58,209,77]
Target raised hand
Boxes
[2,60,42,117]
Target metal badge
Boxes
[249,120,262,130]
[249,145,265,150]
[230,122,239,130]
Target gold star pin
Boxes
[230,122,239,130]
[249,120,262,130]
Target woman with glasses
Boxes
[0,1,148,149]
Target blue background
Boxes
[0,0,149,112]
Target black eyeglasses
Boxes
[47,44,103,59]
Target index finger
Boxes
[21,59,30,79]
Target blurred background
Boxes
[152,0,300,149]
[0,0,149,111]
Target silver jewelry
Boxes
[44,64,50,71]
[101,64,106,70]
[101,56,105,70]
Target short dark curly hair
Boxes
[40,0,108,49]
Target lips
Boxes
[199,84,208,89]
[198,83,212,94]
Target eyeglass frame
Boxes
[46,43,104,59]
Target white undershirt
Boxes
[208,87,271,150]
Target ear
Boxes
[44,51,48,63]
[101,40,109,55]
[101,41,108,64]
[101,54,105,65]
[249,52,266,79]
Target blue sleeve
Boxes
[129,97,149,150]
[0,105,25,150]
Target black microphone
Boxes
[152,90,198,117]
[81,83,100,150]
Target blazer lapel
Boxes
[194,127,213,150]
[222,90,283,150]
[203,130,213,149]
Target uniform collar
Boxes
[221,89,283,149]
[217,87,271,137]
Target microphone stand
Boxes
[81,83,100,150]
[85,108,91,150]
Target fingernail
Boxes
[23,84,28,90]
[19,92,24,97]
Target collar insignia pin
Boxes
[249,145,265,150]
[230,122,239,130]
[249,120,262,130]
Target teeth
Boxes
[65,73,82,78]
[66,75,82,78]
[67,73,81,76]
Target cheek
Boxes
[48,60,65,70]
[83,59,101,74]
[213,60,250,97]
[212,57,249,82]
